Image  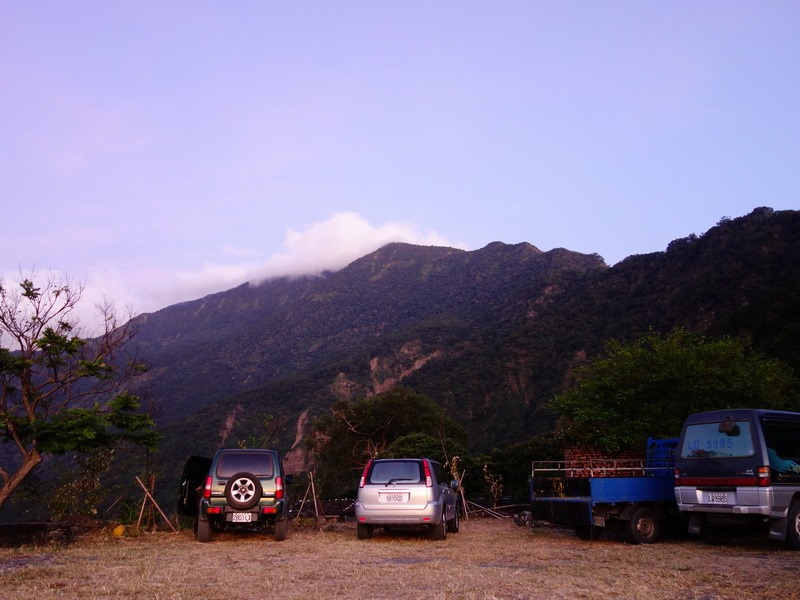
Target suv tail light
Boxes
[203,475,212,499]
[359,460,373,488]
[423,459,432,487]
[757,466,771,487]
[275,476,284,499]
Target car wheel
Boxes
[629,507,660,544]
[787,501,800,550]
[274,518,288,542]
[196,518,212,543]
[224,472,263,510]
[357,523,373,540]
[447,505,460,533]
[429,510,447,541]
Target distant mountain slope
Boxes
[133,207,800,478]
[131,241,605,426]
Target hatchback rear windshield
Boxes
[680,420,755,459]
[368,461,423,484]
[216,453,274,478]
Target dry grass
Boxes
[1,519,799,599]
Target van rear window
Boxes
[680,421,755,458]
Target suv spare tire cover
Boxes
[224,472,263,510]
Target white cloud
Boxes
[249,212,459,283]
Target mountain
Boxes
[130,207,799,487]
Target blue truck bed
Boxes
[530,438,678,529]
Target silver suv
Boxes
[354,458,459,540]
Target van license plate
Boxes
[232,512,252,522]
[707,492,728,504]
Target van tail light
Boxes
[203,475,212,499]
[423,459,433,487]
[674,468,681,485]
[275,476,284,499]
[757,466,771,487]
[359,460,373,488]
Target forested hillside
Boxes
[137,207,800,487]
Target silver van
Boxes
[674,408,800,548]
[354,458,459,540]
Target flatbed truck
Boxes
[530,438,679,543]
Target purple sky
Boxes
[2,1,798,325]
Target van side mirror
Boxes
[718,417,740,436]
[450,480,459,489]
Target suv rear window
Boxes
[680,420,755,458]
[368,461,423,484]
[216,452,274,478]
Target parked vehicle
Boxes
[177,449,293,542]
[674,408,800,549]
[354,458,460,540]
[530,438,679,543]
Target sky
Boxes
[2,1,799,326]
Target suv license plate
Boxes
[707,492,728,504]
[381,493,407,503]
[232,512,253,523]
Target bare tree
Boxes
[0,270,151,509]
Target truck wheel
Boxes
[629,507,660,544]
[224,472,262,510]
[357,523,374,540]
[574,525,603,540]
[196,518,212,543]
[273,518,288,541]
[787,501,800,550]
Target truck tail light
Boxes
[674,468,681,485]
[757,466,771,487]
[275,476,284,499]
[423,459,432,487]
[359,460,372,488]
[203,475,212,499]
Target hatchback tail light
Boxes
[359,460,373,488]
[423,459,432,487]
[275,476,284,499]
[203,475,212,499]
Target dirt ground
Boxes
[1,518,799,599]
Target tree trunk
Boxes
[0,448,43,509]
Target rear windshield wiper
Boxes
[385,478,415,486]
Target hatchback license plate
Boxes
[232,512,252,523]
[707,492,728,504]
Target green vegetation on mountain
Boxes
[549,327,800,453]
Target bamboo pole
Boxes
[134,476,178,532]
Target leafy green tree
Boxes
[0,272,157,509]
[310,387,468,497]
[549,328,799,454]
[385,431,466,464]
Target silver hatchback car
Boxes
[354,457,460,540]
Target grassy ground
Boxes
[1,519,799,599]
